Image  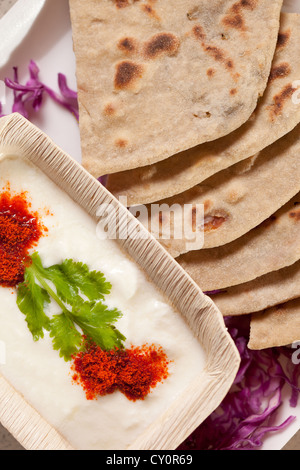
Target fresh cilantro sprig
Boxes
[16,252,126,361]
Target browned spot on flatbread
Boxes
[114,0,129,8]
[289,209,300,221]
[143,33,180,59]
[104,103,116,116]
[118,37,138,55]
[230,1,258,13]
[206,68,216,77]
[141,3,160,20]
[269,62,291,82]
[114,61,144,90]
[192,24,236,77]
[205,46,236,75]
[192,25,206,41]
[113,0,140,8]
[226,60,234,70]
[204,45,225,62]
[191,203,223,232]
[223,13,244,30]
[115,138,129,148]
[230,88,238,95]
[277,29,291,49]
[203,214,227,232]
[222,0,258,31]
[268,83,295,120]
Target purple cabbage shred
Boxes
[0,60,79,121]
[204,289,227,296]
[98,175,108,187]
[178,316,300,450]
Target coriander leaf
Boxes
[37,258,112,303]
[50,313,83,361]
[79,323,125,351]
[71,297,126,350]
[29,253,78,304]
[72,296,123,325]
[16,252,126,359]
[41,265,79,304]
[60,259,112,301]
[16,267,51,341]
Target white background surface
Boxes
[0,0,299,451]
[0,0,81,163]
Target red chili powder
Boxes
[0,187,45,287]
[71,343,170,401]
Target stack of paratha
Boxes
[69,0,300,350]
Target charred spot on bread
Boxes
[268,83,295,120]
[143,33,180,59]
[114,61,144,90]
[269,62,291,82]
[276,29,291,49]
[118,37,138,54]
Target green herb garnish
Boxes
[16,252,126,361]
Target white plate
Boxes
[0,0,46,68]
[0,0,299,451]
[0,0,80,164]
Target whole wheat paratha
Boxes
[69,0,283,177]
[177,195,300,292]
[106,12,300,205]
[136,123,300,257]
[248,298,300,350]
[212,259,300,316]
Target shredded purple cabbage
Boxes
[178,316,300,450]
[0,60,79,121]
[98,175,108,187]
[204,289,227,296]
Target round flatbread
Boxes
[69,0,283,176]
[107,13,300,205]
[212,260,300,316]
[177,195,300,292]
[136,123,300,257]
[248,298,300,350]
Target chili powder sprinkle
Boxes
[71,342,170,402]
[0,187,45,288]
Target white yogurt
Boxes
[0,155,206,450]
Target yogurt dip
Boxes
[0,155,206,450]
